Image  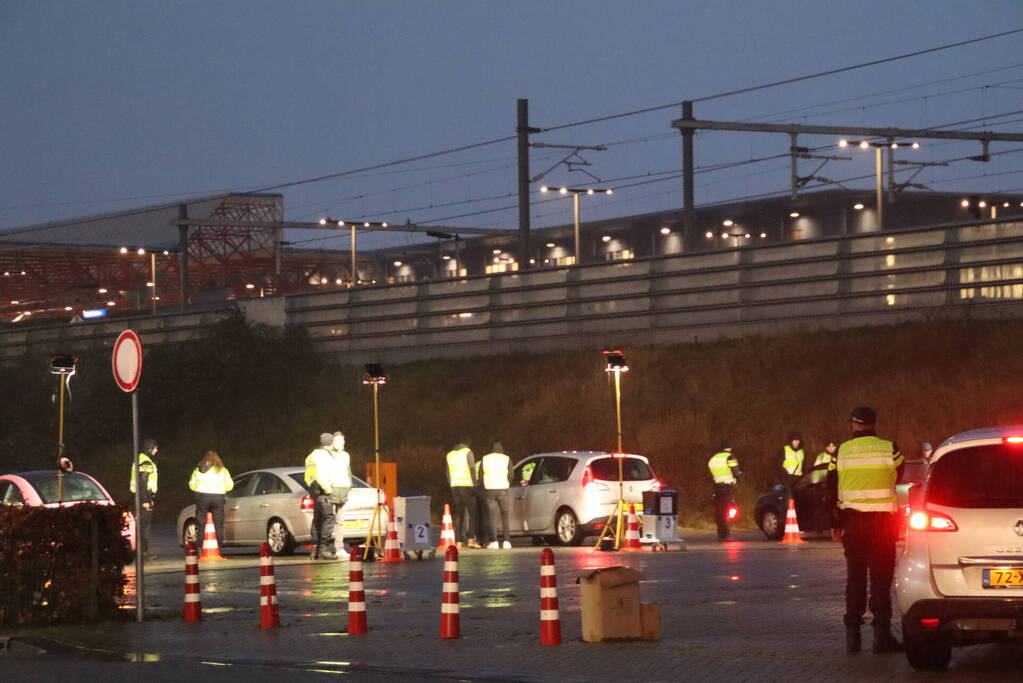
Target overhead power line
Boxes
[540,28,1023,133]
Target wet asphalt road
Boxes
[6,525,1022,681]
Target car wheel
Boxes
[554,508,583,546]
[760,508,784,541]
[267,518,296,556]
[182,518,199,547]
[904,634,952,671]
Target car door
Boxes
[252,472,294,538]
[527,457,576,532]
[224,473,257,543]
[510,457,542,533]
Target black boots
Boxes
[872,624,903,654]
[846,625,862,653]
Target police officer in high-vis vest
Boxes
[805,440,837,534]
[130,438,159,558]
[478,442,514,549]
[446,443,481,548]
[828,406,904,655]
[707,441,740,541]
[305,433,339,560]
[188,450,234,548]
[781,435,805,490]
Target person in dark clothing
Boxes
[130,438,159,558]
[707,441,740,541]
[828,406,905,655]
[446,442,481,548]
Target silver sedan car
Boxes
[177,466,381,555]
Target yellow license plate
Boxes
[342,519,367,529]
[983,568,1023,588]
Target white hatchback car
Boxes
[177,467,382,555]
[895,426,1023,670]
[508,451,662,545]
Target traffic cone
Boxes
[619,504,643,552]
[183,541,202,622]
[258,543,280,628]
[378,509,405,563]
[347,545,367,635]
[539,548,561,646]
[437,503,457,550]
[198,512,225,561]
[779,498,806,545]
[440,545,460,638]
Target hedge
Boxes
[0,503,132,625]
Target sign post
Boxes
[113,329,144,622]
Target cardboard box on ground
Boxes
[578,566,660,642]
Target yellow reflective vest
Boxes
[189,466,235,494]
[130,453,158,494]
[447,448,474,487]
[708,451,738,485]
[479,452,511,490]
[305,447,335,493]
[837,435,903,512]
[782,445,804,476]
[808,450,835,485]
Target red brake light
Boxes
[1004,436,1023,445]
[301,495,314,511]
[908,509,957,532]
[727,504,739,520]
[649,479,663,492]
[919,618,941,630]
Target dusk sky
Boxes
[2,2,1021,251]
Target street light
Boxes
[362,363,389,555]
[50,354,77,503]
[837,138,920,230]
[595,350,631,551]
[539,185,614,265]
[119,246,176,313]
[320,217,389,287]
[427,230,463,277]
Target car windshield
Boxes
[588,457,654,481]
[927,444,1023,509]
[21,471,107,504]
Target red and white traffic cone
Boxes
[539,548,561,646]
[379,509,405,563]
[437,503,457,550]
[440,545,460,638]
[259,542,280,628]
[183,541,202,622]
[779,498,806,545]
[347,545,367,635]
[619,504,643,552]
[198,512,225,561]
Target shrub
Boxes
[0,503,132,625]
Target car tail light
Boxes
[908,509,957,532]
[581,466,609,492]
[649,479,664,492]
[727,504,739,521]
[301,495,314,512]
[1004,436,1023,445]
[919,618,941,630]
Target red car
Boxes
[0,470,136,550]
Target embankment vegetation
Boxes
[4,314,1022,527]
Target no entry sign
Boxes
[112,329,143,393]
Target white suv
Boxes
[895,426,1023,670]
[508,451,662,545]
